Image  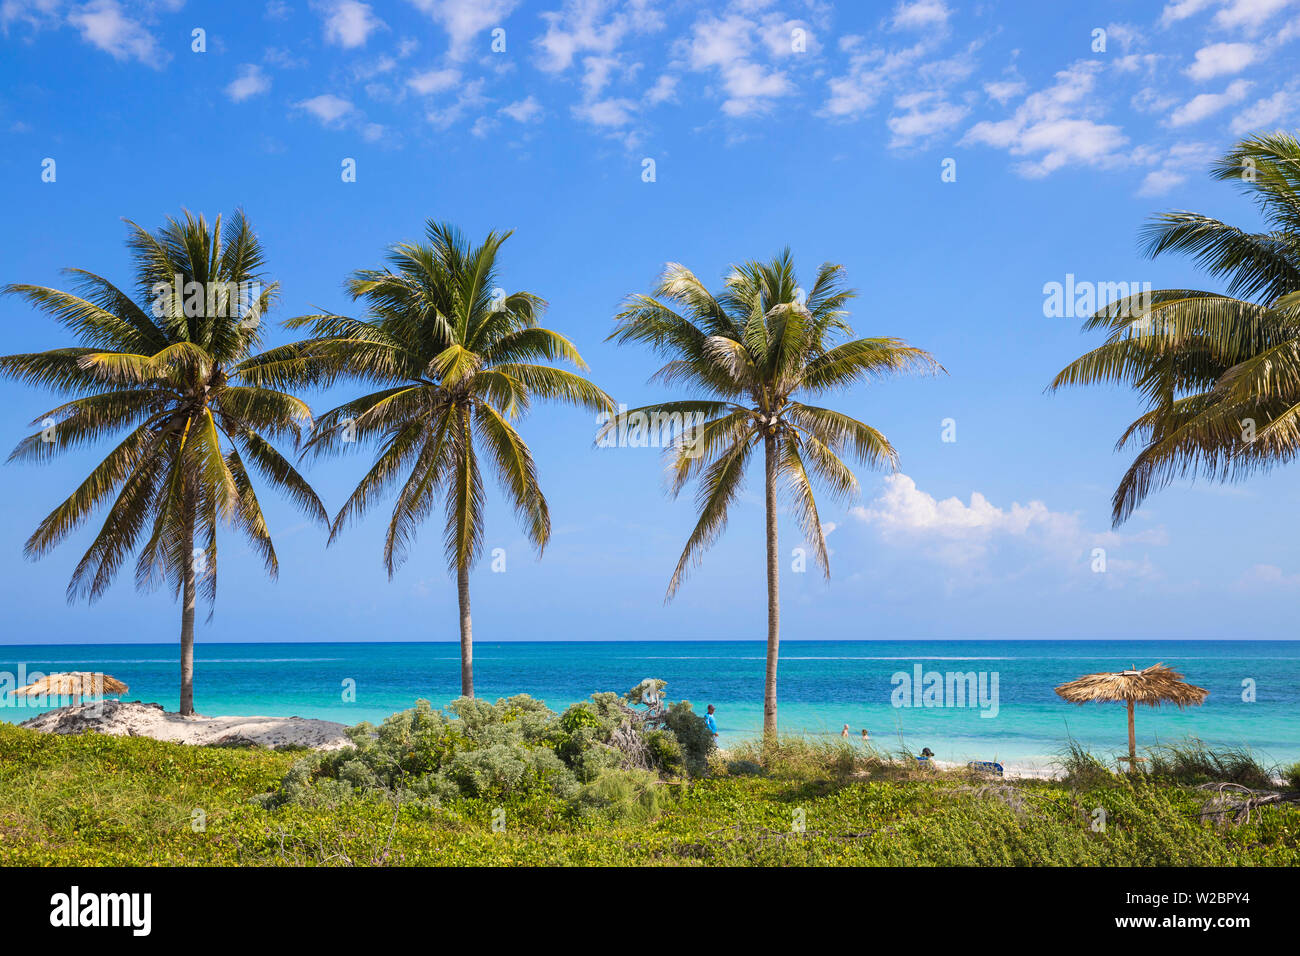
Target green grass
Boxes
[2,723,1298,866]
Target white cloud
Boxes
[1230,85,1299,132]
[1132,87,1178,114]
[225,64,271,102]
[984,78,1026,104]
[294,93,354,125]
[891,0,951,31]
[854,475,1077,541]
[888,91,968,147]
[686,12,793,117]
[1167,78,1251,126]
[1159,0,1217,26]
[1134,140,1218,196]
[67,0,162,66]
[534,0,662,137]
[500,94,542,122]
[407,67,460,95]
[644,73,678,105]
[409,0,520,60]
[962,61,1129,177]
[3,0,62,32]
[1214,0,1294,33]
[572,96,636,127]
[1235,562,1300,589]
[1185,41,1257,79]
[820,30,966,122]
[1138,168,1190,195]
[823,41,891,118]
[851,474,1166,574]
[318,0,384,49]
[425,77,486,128]
[535,0,662,72]
[758,15,819,58]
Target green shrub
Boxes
[729,734,858,778]
[1285,762,1300,791]
[4,721,1300,867]
[643,729,685,775]
[662,701,715,775]
[1144,739,1276,789]
[570,768,663,822]
[1057,739,1115,790]
[258,684,709,809]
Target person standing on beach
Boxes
[705,704,718,739]
[841,724,850,737]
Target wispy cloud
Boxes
[226,64,271,102]
[294,93,354,125]
[316,0,384,49]
[407,67,460,95]
[1167,77,1251,125]
[410,0,520,61]
[891,0,952,31]
[851,474,1166,579]
[67,0,163,66]
[1185,41,1257,79]
[962,61,1129,177]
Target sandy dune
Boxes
[19,700,353,751]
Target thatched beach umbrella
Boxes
[1055,663,1208,769]
[16,672,128,706]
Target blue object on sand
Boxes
[968,760,1004,776]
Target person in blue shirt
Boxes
[705,704,718,738]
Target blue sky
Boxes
[2,0,1299,644]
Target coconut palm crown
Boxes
[604,250,942,738]
[0,210,327,714]
[244,220,614,697]
[1050,132,1300,524]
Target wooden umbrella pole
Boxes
[1127,699,1136,765]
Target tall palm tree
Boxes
[248,221,613,697]
[605,251,941,740]
[1050,132,1300,524]
[0,210,326,714]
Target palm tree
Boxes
[249,221,614,697]
[0,210,326,715]
[1050,132,1300,524]
[605,251,941,740]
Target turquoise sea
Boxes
[2,640,1297,769]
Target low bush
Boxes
[1143,739,1277,790]
[256,682,713,813]
[1057,739,1115,790]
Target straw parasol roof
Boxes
[1055,662,1207,767]
[1055,663,1208,709]
[16,672,129,698]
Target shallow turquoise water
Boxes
[2,640,1297,768]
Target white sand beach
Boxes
[19,700,353,750]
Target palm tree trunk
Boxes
[458,559,474,698]
[179,506,196,717]
[763,432,780,742]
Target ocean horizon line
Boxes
[4,636,1298,648]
